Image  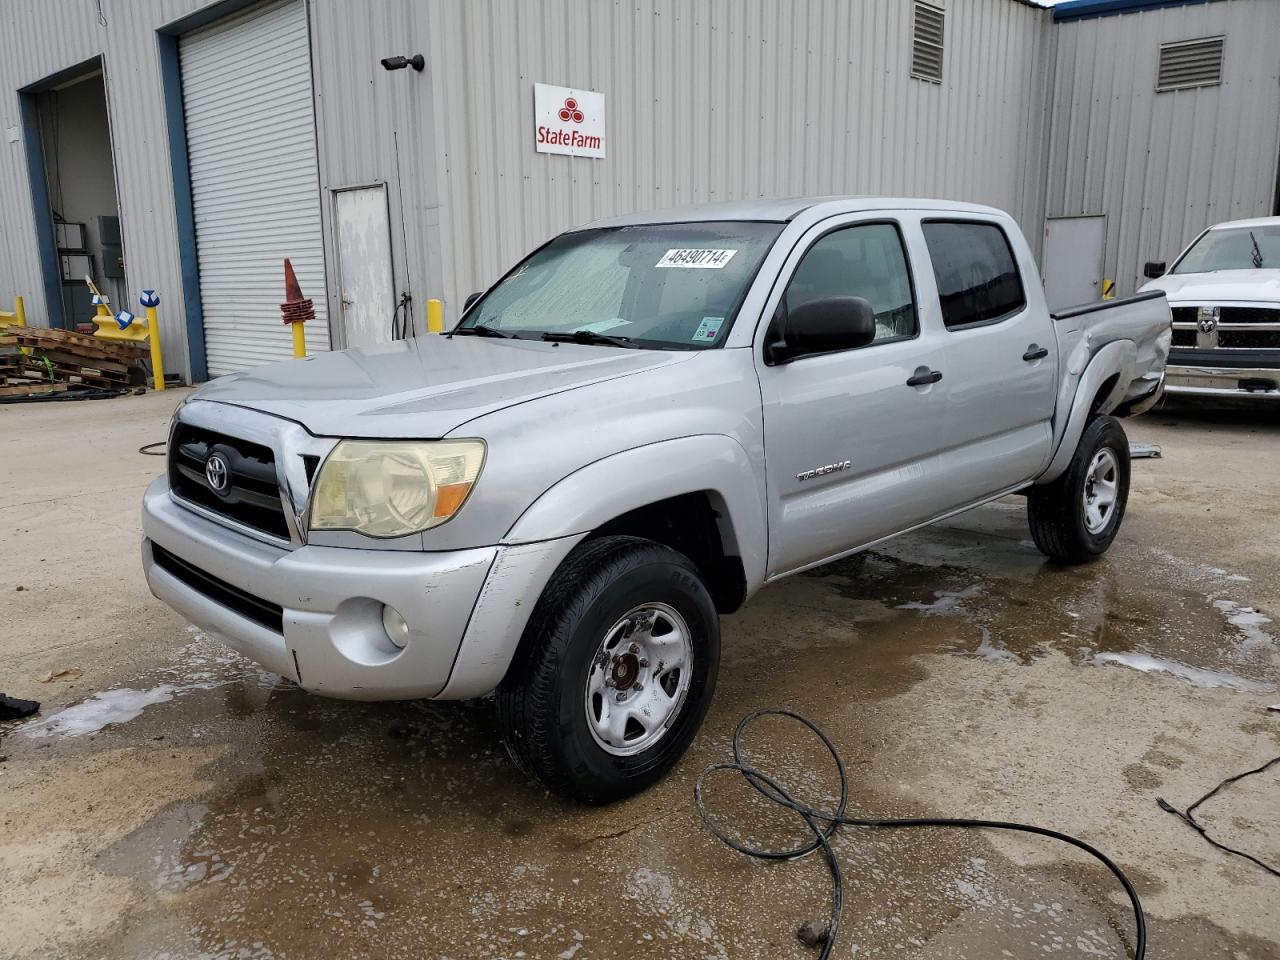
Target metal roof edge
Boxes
[1053,0,1221,24]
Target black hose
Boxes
[138,441,167,456]
[695,708,1147,959]
[1158,755,1280,877]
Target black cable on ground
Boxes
[138,441,167,456]
[1157,755,1280,878]
[695,708,1147,960]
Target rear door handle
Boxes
[1022,344,1049,361]
[906,367,943,387]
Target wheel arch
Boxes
[1040,341,1135,484]
[503,434,768,600]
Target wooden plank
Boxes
[14,328,148,361]
[0,381,67,397]
[24,348,129,375]
[21,361,126,386]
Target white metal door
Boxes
[1042,216,1106,311]
[334,186,395,350]
[180,0,328,376]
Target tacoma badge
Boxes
[796,460,851,482]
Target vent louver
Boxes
[911,3,945,84]
[1157,37,1224,92]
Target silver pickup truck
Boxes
[143,197,1170,801]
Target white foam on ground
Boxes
[21,685,179,738]
[1212,599,1274,648]
[1093,651,1272,692]
[898,583,982,617]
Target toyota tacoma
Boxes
[143,197,1171,801]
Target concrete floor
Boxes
[1,388,1277,960]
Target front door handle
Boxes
[906,366,943,387]
[1023,344,1049,362]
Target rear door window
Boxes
[922,221,1026,329]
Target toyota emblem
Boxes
[205,453,229,493]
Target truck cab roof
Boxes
[579,195,1009,230]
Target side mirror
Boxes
[463,291,483,312]
[766,296,877,364]
[1143,261,1166,279]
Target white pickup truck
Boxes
[143,197,1170,801]
[1140,215,1280,402]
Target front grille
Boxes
[1219,329,1280,350]
[151,543,284,633]
[1170,306,1280,351]
[169,423,291,540]
[1221,307,1280,325]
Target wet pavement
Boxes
[2,392,1278,959]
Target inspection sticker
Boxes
[692,317,724,342]
[655,248,737,269]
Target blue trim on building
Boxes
[157,0,262,37]
[156,32,207,381]
[18,92,65,329]
[1054,0,1219,23]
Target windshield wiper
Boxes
[540,330,637,348]
[450,323,514,339]
[1249,231,1265,269]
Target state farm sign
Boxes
[534,83,606,158]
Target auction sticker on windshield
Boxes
[656,249,738,269]
[692,317,724,342]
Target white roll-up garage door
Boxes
[180,0,328,377]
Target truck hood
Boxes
[1140,268,1280,304]
[191,335,695,438]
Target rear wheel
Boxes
[497,536,720,803]
[1028,416,1130,564]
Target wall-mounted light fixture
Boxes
[380,55,425,72]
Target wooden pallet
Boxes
[15,327,147,363]
[0,380,67,398]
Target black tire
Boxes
[1028,415,1130,564]
[496,535,720,803]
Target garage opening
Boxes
[29,64,126,329]
[178,0,329,376]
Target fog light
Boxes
[382,605,411,649]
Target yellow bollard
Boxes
[426,298,444,334]
[292,321,307,358]
[145,305,165,391]
[13,296,26,328]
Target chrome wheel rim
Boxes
[1083,448,1119,534]
[584,603,693,757]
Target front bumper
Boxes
[1165,363,1280,401]
[142,476,496,700]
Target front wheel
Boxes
[1027,415,1130,564]
[497,536,720,803]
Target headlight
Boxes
[309,439,485,538]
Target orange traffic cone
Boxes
[280,258,315,357]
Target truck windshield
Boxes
[1173,225,1280,274]
[456,221,783,348]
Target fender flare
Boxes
[504,434,768,593]
[1039,340,1135,484]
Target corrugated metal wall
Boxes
[420,0,1054,323]
[1045,0,1280,297]
[0,0,1055,372]
[0,0,213,380]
